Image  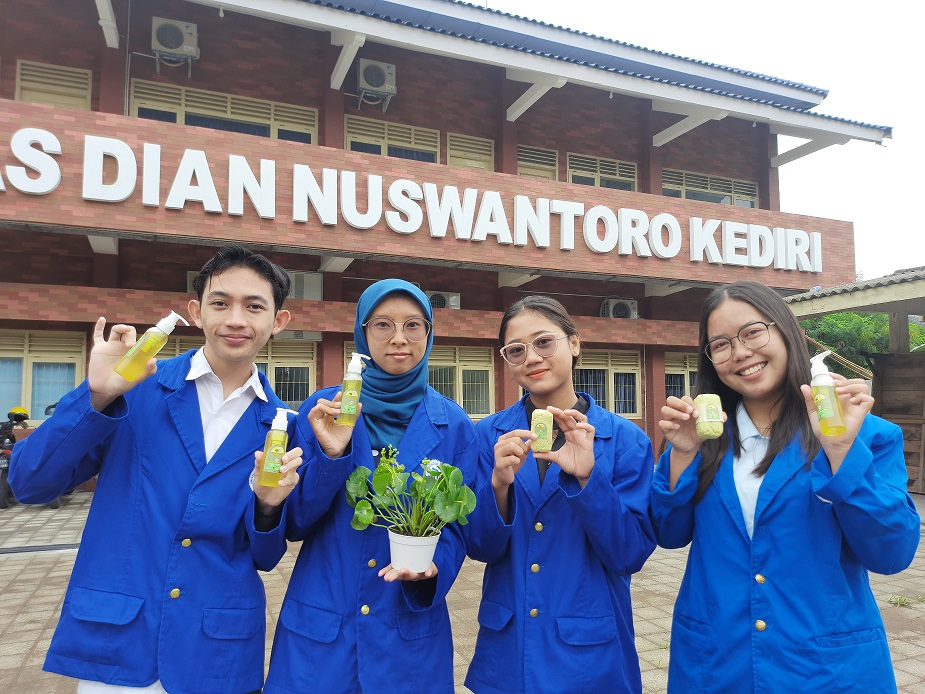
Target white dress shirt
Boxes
[733,402,769,539]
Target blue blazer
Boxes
[464,394,656,694]
[260,384,478,694]
[10,351,289,694]
[650,414,921,693]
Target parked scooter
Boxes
[0,406,62,509]
[0,407,31,509]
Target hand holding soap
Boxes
[693,394,724,439]
[530,409,553,452]
[258,407,298,487]
[810,351,847,436]
[115,311,189,382]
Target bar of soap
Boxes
[693,394,724,439]
[531,409,553,452]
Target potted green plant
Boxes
[346,445,477,572]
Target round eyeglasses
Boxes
[499,334,568,366]
[363,316,432,342]
[704,321,775,364]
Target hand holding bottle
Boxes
[253,446,304,513]
[307,392,360,458]
[800,373,874,473]
[88,317,151,412]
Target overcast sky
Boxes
[483,0,920,281]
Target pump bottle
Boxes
[115,311,190,382]
[810,350,847,436]
[258,407,299,487]
[337,353,370,427]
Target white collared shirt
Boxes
[187,347,267,462]
[733,402,769,539]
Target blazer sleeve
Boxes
[283,397,353,542]
[461,420,515,564]
[9,380,122,503]
[811,417,921,575]
[649,446,702,549]
[559,429,656,574]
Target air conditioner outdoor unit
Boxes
[601,298,639,319]
[152,17,200,59]
[425,291,461,310]
[358,59,397,96]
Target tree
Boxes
[801,313,925,368]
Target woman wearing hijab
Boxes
[260,279,479,694]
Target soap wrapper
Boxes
[693,394,724,439]
[531,409,554,452]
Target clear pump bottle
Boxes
[258,407,298,487]
[337,353,370,427]
[115,311,190,382]
[810,350,847,436]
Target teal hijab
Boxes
[354,279,434,452]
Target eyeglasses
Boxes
[705,321,776,364]
[499,334,568,366]
[363,316,432,342]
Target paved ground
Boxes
[1,491,924,693]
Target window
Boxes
[16,61,92,110]
[568,153,636,191]
[0,331,87,423]
[344,115,439,163]
[517,145,558,180]
[166,337,316,409]
[574,350,641,418]
[428,347,493,419]
[665,353,698,399]
[662,170,758,207]
[131,79,317,144]
[447,133,495,171]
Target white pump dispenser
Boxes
[115,311,190,382]
[338,352,371,427]
[258,407,299,487]
[810,351,846,436]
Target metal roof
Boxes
[297,0,890,136]
[785,268,925,318]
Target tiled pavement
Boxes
[2,491,924,693]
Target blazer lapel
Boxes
[714,451,752,543]
[753,438,808,526]
[166,380,208,475]
[201,398,274,481]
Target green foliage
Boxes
[345,444,477,537]
[888,594,911,607]
[801,313,925,368]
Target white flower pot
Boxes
[387,528,440,573]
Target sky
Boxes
[483,0,921,281]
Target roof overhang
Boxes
[180,0,890,163]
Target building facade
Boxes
[0,0,889,451]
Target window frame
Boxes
[662,169,759,207]
[567,152,637,191]
[665,352,699,399]
[16,60,92,110]
[344,115,439,163]
[573,349,642,419]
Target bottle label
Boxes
[264,444,285,473]
[814,393,834,420]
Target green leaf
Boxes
[351,500,374,530]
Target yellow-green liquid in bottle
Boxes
[114,330,168,382]
[338,378,362,427]
[258,428,288,487]
[812,384,846,436]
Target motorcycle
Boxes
[0,407,30,509]
[0,406,62,509]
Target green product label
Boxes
[813,393,834,420]
[264,444,284,473]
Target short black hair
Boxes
[191,245,290,311]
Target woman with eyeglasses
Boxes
[463,295,656,694]
[650,280,919,693]
[260,279,478,694]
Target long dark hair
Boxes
[693,281,819,502]
[499,295,580,368]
